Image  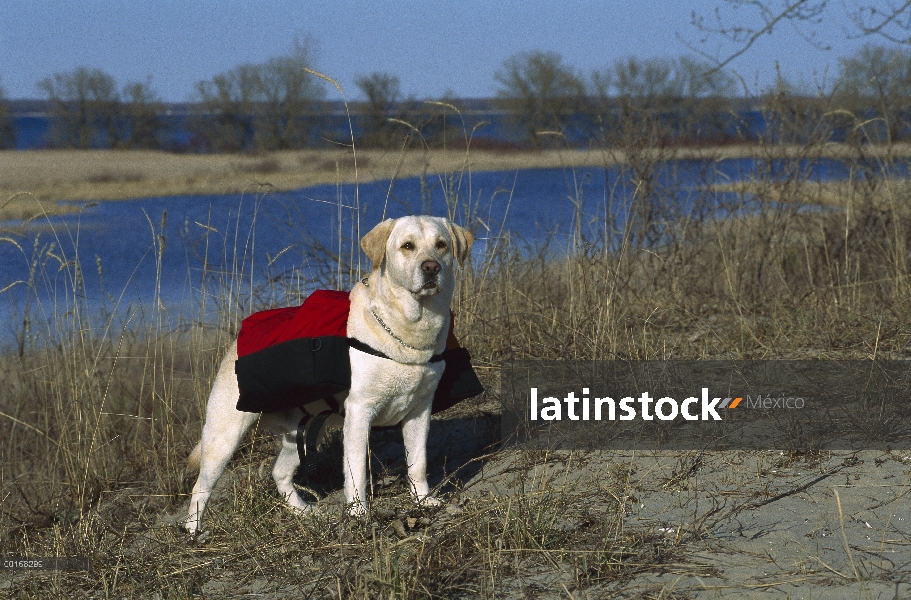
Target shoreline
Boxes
[3,143,910,221]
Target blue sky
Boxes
[0,0,883,103]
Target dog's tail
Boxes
[185,442,202,474]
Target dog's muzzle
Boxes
[419,260,442,292]
[422,260,441,278]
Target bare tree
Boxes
[849,0,911,43]
[255,44,325,149]
[494,51,587,147]
[689,0,911,71]
[38,67,121,149]
[592,56,735,144]
[676,55,737,98]
[38,69,168,149]
[354,72,406,148]
[837,44,911,141]
[0,76,14,149]
[598,57,678,106]
[407,94,471,150]
[194,44,324,152]
[757,68,827,143]
[195,64,260,152]
[351,76,459,150]
[121,79,166,149]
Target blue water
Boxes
[0,156,891,347]
[10,113,510,151]
[10,110,773,151]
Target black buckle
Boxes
[296,408,336,490]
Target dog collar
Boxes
[370,308,441,352]
[359,274,445,360]
[348,337,445,363]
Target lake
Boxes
[0,156,878,348]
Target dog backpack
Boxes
[233,289,484,414]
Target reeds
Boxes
[2,89,910,597]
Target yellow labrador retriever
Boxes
[183,216,472,532]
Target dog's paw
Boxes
[284,492,314,514]
[182,522,211,541]
[416,495,443,508]
[194,530,212,543]
[182,516,201,535]
[346,501,369,518]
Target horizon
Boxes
[0,0,888,104]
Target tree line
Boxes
[0,77,16,149]
[1,43,910,152]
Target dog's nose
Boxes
[421,260,441,277]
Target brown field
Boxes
[714,178,911,208]
[3,140,911,597]
[4,143,911,221]
[0,148,602,221]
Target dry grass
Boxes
[0,148,603,220]
[6,142,911,221]
[713,177,911,209]
[3,112,911,596]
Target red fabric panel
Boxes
[289,290,351,338]
[236,288,459,357]
[237,290,351,357]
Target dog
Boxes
[183,216,473,532]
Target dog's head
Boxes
[361,216,474,298]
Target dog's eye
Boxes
[435,240,448,251]
[401,241,415,251]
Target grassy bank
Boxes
[2,133,911,597]
[5,142,911,221]
[1,147,602,221]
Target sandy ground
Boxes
[149,404,910,599]
[4,144,909,221]
[1,398,906,597]
[366,414,911,598]
[468,449,911,598]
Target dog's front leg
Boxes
[401,399,442,507]
[342,402,372,516]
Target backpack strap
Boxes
[347,337,445,363]
[296,408,336,487]
[295,334,446,489]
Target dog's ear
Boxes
[445,222,475,266]
[361,218,396,268]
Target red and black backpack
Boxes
[233,289,484,415]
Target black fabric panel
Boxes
[235,336,351,413]
[432,347,485,414]
[235,338,484,415]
